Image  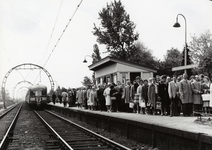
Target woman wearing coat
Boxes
[148,78,156,115]
[191,75,203,112]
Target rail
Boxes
[0,103,19,119]
[45,109,131,150]
[0,103,23,149]
[33,110,73,150]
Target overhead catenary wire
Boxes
[43,0,84,68]
[33,0,84,84]
[39,0,64,64]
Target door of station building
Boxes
[130,72,140,83]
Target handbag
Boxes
[139,99,145,107]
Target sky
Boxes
[0,0,212,99]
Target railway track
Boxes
[35,109,131,150]
[0,103,22,149]
[0,103,63,150]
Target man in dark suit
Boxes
[158,75,169,116]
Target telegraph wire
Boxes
[34,0,84,84]
[40,0,64,64]
[42,0,84,68]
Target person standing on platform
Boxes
[62,89,68,107]
[97,84,106,111]
[191,75,203,112]
[68,89,74,107]
[202,76,211,93]
[110,83,118,112]
[82,87,88,109]
[115,81,123,112]
[176,76,182,115]
[158,75,168,116]
[104,83,112,112]
[148,78,156,115]
[76,87,84,108]
[168,75,179,117]
[137,80,145,114]
[122,81,131,112]
[179,73,192,116]
[52,92,56,105]
[89,86,97,111]
[86,86,91,110]
[142,79,149,114]
[202,76,211,112]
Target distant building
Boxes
[88,56,157,85]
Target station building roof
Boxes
[88,56,157,73]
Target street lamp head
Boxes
[83,59,87,63]
[173,22,181,28]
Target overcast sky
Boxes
[0,0,212,99]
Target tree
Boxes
[81,76,93,88]
[157,48,182,76]
[128,41,156,69]
[189,30,212,78]
[93,0,139,60]
[91,44,102,84]
[92,44,102,64]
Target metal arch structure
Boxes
[16,86,29,100]
[12,81,33,101]
[1,63,54,108]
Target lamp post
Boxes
[83,55,92,63]
[173,14,187,74]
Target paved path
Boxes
[49,102,212,136]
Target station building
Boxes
[88,56,157,85]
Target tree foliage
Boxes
[91,44,102,84]
[157,48,182,76]
[81,76,93,88]
[92,44,102,64]
[93,0,139,60]
[128,41,156,69]
[189,30,212,78]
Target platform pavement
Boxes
[48,102,212,137]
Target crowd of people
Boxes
[51,73,212,117]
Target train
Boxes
[25,84,48,107]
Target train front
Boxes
[28,84,48,107]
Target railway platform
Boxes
[47,102,212,150]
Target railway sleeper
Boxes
[62,135,91,139]
[66,138,96,142]
[73,145,111,150]
[71,143,105,148]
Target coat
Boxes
[122,85,131,103]
[89,90,97,106]
[103,87,111,105]
[158,82,168,103]
[191,81,202,104]
[148,83,156,108]
[62,92,68,102]
[76,90,84,104]
[142,84,149,103]
[179,79,192,104]
[202,83,211,94]
[168,81,179,99]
